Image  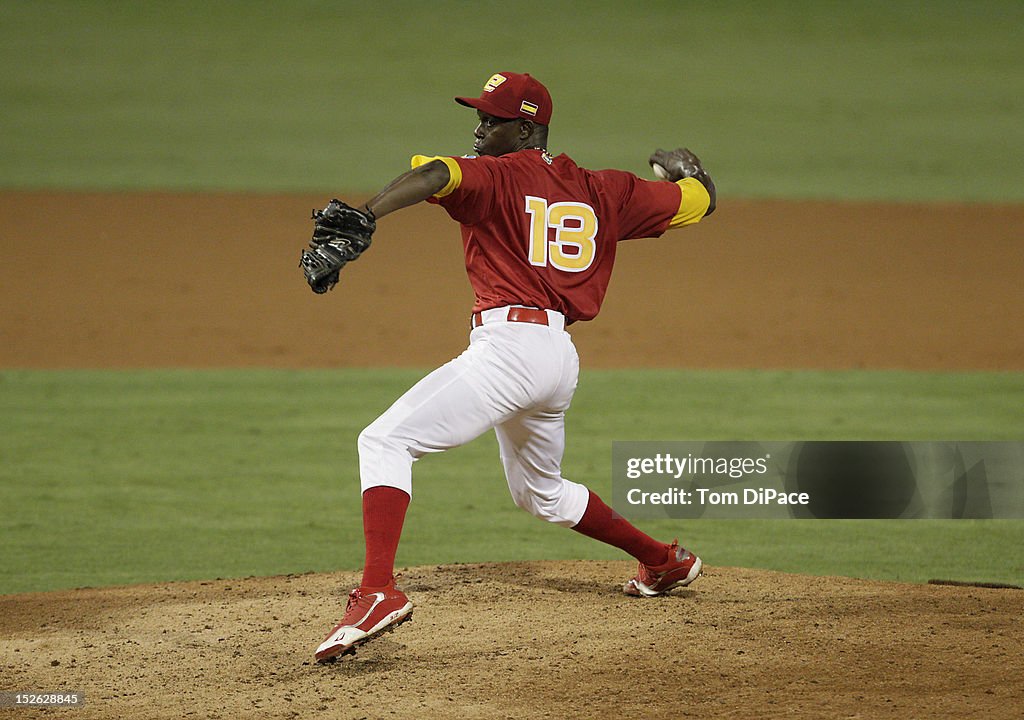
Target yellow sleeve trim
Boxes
[667,177,711,228]
[410,155,462,198]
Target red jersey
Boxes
[414,150,708,322]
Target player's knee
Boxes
[357,425,381,458]
[508,486,536,514]
[512,486,577,527]
[508,473,589,527]
[357,423,418,496]
[358,423,407,461]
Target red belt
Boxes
[471,307,550,329]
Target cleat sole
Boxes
[315,610,413,664]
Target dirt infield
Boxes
[2,563,1022,720]
[1,192,1022,369]
[2,192,1023,718]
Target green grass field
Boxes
[1,1,1022,200]
[2,369,1022,594]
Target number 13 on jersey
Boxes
[525,196,599,273]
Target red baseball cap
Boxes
[455,72,553,125]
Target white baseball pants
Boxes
[358,306,591,526]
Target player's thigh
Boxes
[362,355,506,454]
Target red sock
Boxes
[572,490,669,567]
[360,486,410,588]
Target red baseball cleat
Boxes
[623,541,702,597]
[315,579,413,662]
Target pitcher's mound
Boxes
[2,562,1022,719]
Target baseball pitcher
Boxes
[303,72,716,662]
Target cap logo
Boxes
[483,74,507,93]
[520,101,538,117]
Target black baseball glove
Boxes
[300,199,376,294]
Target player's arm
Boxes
[301,157,458,294]
[650,147,716,218]
[361,159,455,219]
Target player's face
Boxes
[473,111,524,157]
